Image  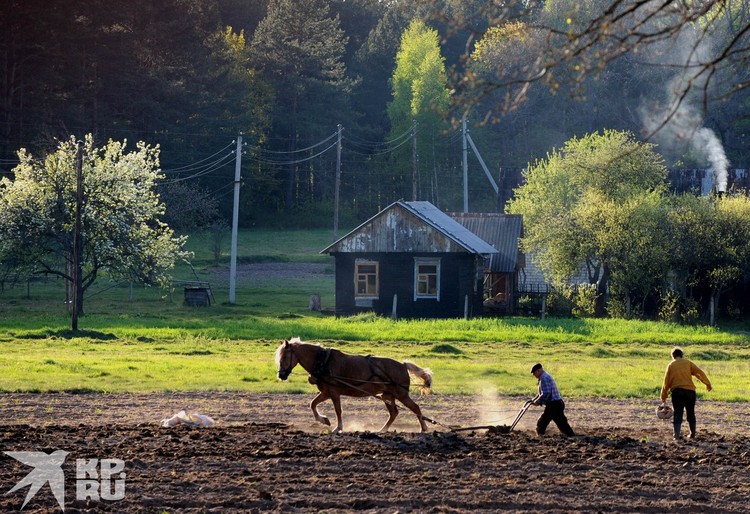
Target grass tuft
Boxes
[429,343,463,355]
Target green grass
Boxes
[0,334,747,400]
[186,227,334,266]
[2,228,750,399]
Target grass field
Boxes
[1,227,750,400]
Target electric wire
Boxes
[161,142,235,173]
[343,124,412,147]
[253,131,338,155]
[162,152,234,178]
[160,152,235,184]
[440,129,463,145]
[211,181,238,199]
[247,140,339,166]
[3,123,440,189]
[343,135,412,156]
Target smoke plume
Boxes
[696,127,729,192]
[639,26,729,192]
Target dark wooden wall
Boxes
[332,252,484,318]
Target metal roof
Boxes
[402,201,498,255]
[321,200,498,255]
[449,213,522,272]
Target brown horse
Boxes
[275,337,432,433]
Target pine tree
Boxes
[250,0,352,213]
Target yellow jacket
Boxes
[660,357,712,402]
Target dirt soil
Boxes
[1,392,749,513]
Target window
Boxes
[414,258,440,300]
[355,261,379,297]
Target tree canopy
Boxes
[449,0,750,165]
[506,130,669,315]
[507,128,750,321]
[0,135,190,312]
[2,0,750,229]
[386,19,452,201]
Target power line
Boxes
[160,152,235,184]
[162,142,235,173]
[343,124,413,147]
[343,135,413,156]
[253,131,338,155]
[247,140,339,166]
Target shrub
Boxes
[658,290,680,323]
[681,297,701,325]
[551,284,598,318]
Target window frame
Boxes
[414,257,440,301]
[354,260,379,298]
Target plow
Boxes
[424,399,533,434]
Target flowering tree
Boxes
[0,135,190,318]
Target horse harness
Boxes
[310,347,333,381]
[310,347,409,394]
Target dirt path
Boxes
[1,392,749,512]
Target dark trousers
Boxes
[671,388,697,434]
[537,400,575,436]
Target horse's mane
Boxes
[275,337,323,367]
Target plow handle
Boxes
[509,400,534,431]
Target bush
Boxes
[681,297,701,325]
[545,289,573,317]
[658,290,680,323]
[606,296,627,319]
[550,284,598,318]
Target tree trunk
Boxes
[76,288,84,317]
[709,289,719,326]
[594,264,610,317]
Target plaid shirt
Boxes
[536,371,563,404]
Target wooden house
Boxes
[321,201,498,318]
[449,212,523,314]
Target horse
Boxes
[275,337,433,433]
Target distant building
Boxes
[321,201,496,318]
[449,212,523,315]
[668,168,750,195]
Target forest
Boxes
[2,0,749,230]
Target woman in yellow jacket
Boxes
[660,347,712,440]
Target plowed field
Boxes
[1,392,748,513]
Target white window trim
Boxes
[414,257,440,301]
[354,259,379,298]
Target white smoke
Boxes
[696,127,729,192]
[639,26,729,192]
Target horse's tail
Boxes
[404,361,432,395]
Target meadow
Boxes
[1,228,750,400]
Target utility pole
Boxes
[71,141,84,331]
[462,118,468,213]
[411,119,418,201]
[229,135,242,304]
[333,124,342,241]
[462,118,499,213]
[466,130,498,194]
